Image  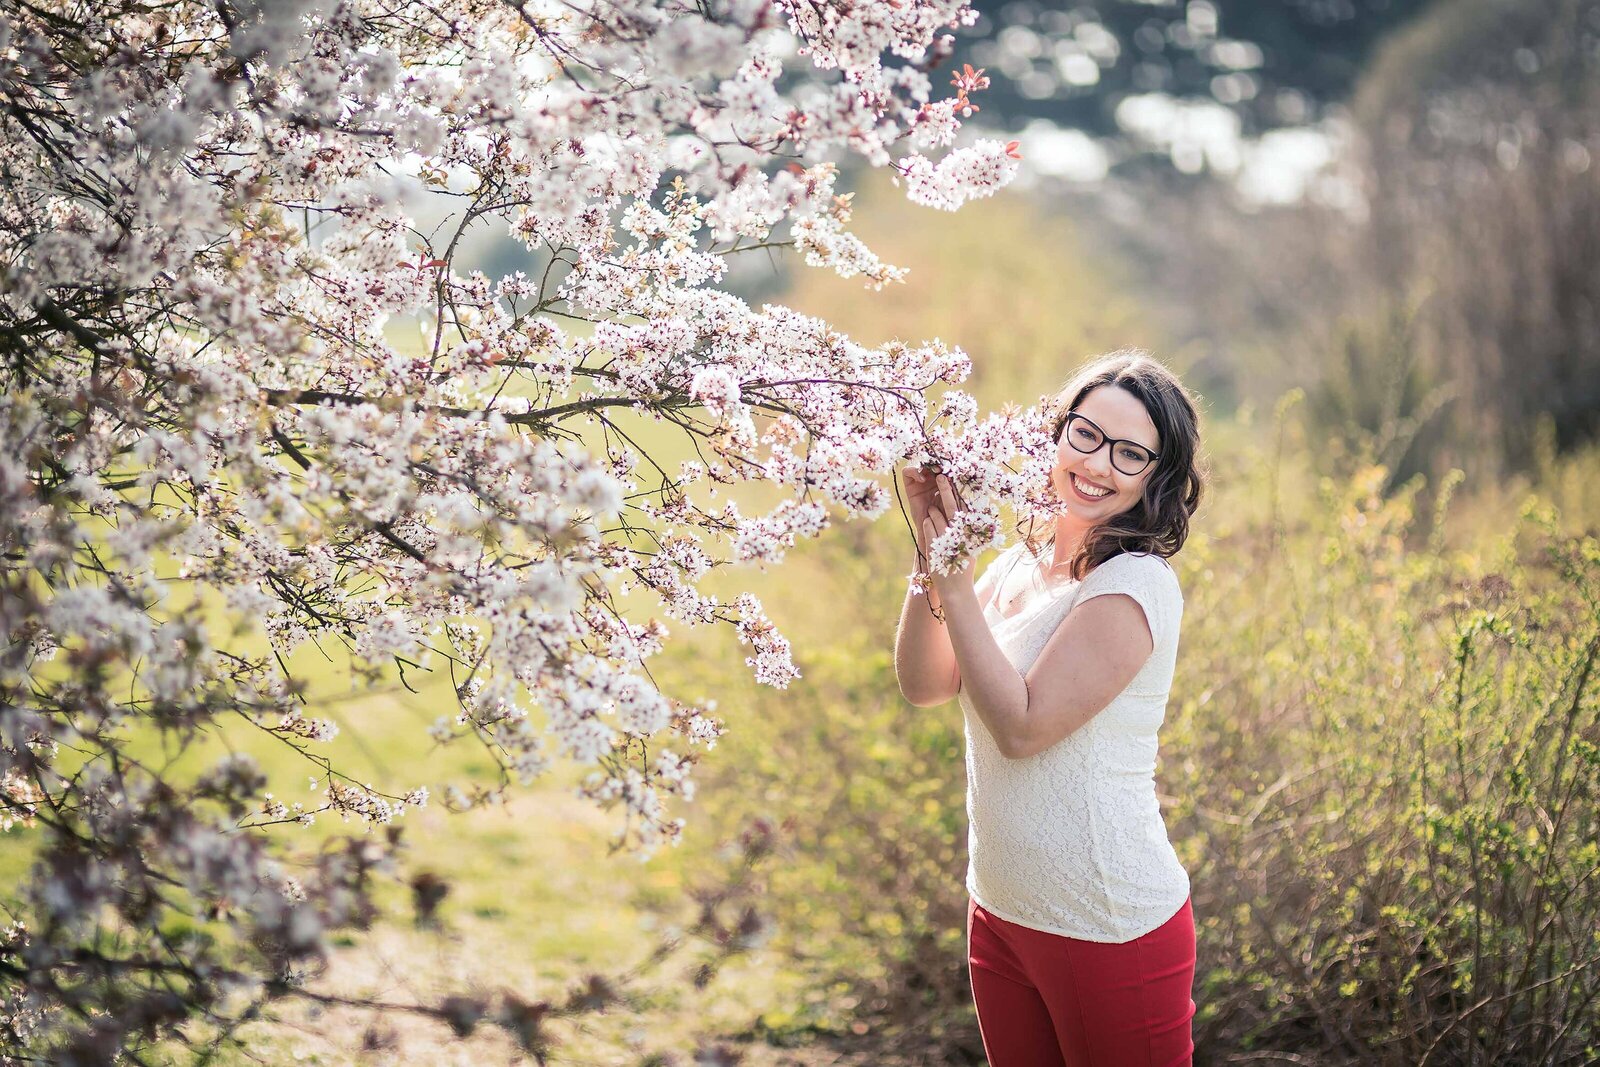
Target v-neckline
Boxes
[990,546,1080,624]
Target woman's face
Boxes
[1051,384,1161,523]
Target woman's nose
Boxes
[1084,445,1114,478]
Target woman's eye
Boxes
[1073,427,1097,442]
[1120,447,1145,463]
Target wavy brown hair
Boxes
[1020,348,1205,580]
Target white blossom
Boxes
[0,0,1027,1049]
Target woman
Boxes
[894,350,1205,1067]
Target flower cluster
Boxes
[905,398,1067,591]
[0,0,1021,1055]
[897,138,1024,211]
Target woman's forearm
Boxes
[894,550,960,706]
[937,581,1030,756]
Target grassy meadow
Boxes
[6,181,1598,1066]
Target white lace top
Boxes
[959,541,1191,943]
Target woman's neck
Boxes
[1049,514,1095,573]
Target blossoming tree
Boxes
[0,0,1054,1056]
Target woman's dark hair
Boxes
[1020,348,1205,580]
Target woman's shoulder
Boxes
[1085,550,1183,599]
[1075,551,1184,648]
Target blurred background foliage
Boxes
[944,0,1434,142]
[1043,0,1600,492]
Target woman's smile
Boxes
[1069,472,1113,500]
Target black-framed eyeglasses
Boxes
[1059,412,1160,476]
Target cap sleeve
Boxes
[1074,552,1182,650]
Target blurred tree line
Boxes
[959,0,1433,143]
[1060,0,1600,488]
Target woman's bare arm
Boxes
[895,547,1000,707]
[939,577,1150,759]
[920,469,1152,760]
[894,464,1004,706]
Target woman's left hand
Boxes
[921,474,976,595]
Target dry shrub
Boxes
[657,519,986,1063]
[1166,398,1600,1065]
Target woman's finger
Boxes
[905,467,936,499]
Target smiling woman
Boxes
[894,348,1207,1067]
[1027,352,1204,581]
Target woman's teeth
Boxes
[1072,473,1111,498]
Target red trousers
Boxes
[966,895,1196,1067]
